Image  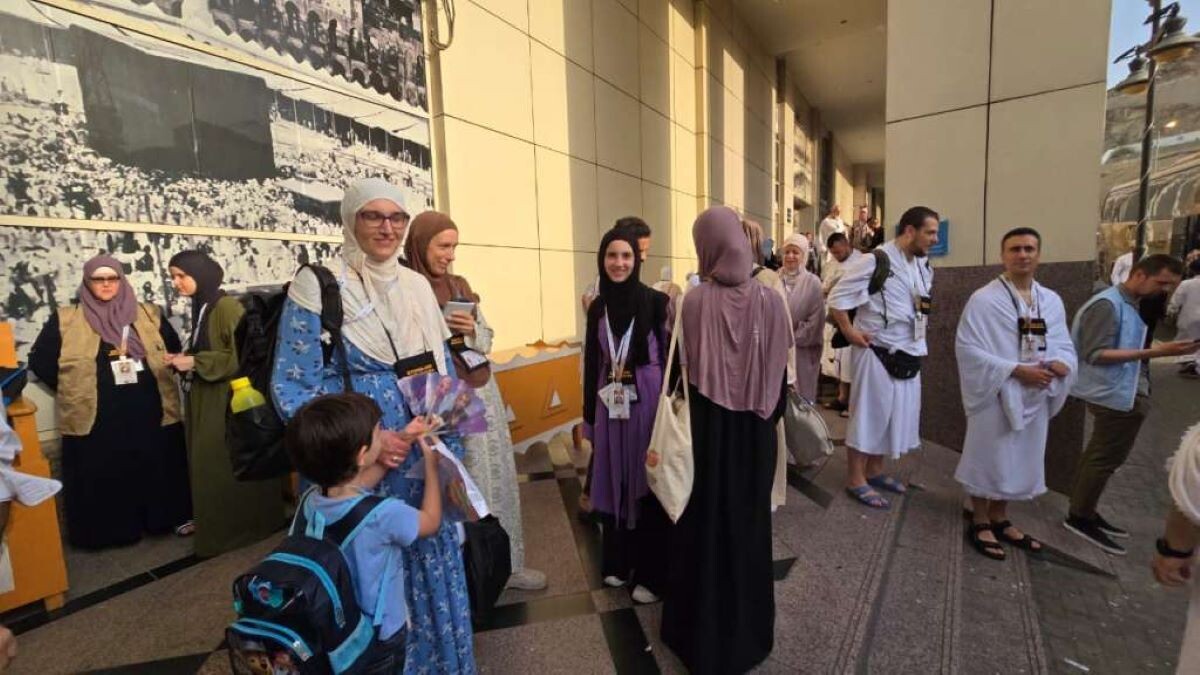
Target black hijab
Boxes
[168,250,225,352]
[583,230,668,425]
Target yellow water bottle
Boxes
[230,377,267,413]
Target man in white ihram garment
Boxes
[828,206,939,510]
[954,227,1077,560]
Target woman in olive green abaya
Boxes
[166,251,283,557]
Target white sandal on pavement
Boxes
[506,568,548,590]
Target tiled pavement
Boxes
[6,363,1197,674]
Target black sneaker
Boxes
[1181,363,1199,379]
[1063,515,1126,555]
[1093,513,1129,539]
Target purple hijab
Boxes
[79,254,146,359]
[682,207,790,419]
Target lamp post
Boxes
[1112,1,1199,260]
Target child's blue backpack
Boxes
[227,491,387,675]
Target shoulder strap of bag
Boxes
[324,494,388,547]
[660,296,689,403]
[303,263,354,392]
[867,249,890,295]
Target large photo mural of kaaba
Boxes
[58,0,426,112]
[0,0,433,354]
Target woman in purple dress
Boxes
[583,228,671,604]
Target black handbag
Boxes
[461,515,511,627]
[870,346,922,380]
[0,366,27,407]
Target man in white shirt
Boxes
[829,206,939,509]
[817,204,846,269]
[1169,259,1200,378]
[1111,248,1134,287]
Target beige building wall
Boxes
[428,0,782,351]
[694,1,776,238]
[885,0,1110,267]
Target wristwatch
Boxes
[1157,537,1195,559]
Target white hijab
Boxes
[289,178,450,374]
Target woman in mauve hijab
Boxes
[29,254,192,549]
[660,207,791,674]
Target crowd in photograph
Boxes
[0,80,431,236]
[13,176,1200,673]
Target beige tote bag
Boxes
[645,300,693,522]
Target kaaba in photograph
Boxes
[72,26,276,180]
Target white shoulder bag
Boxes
[645,298,693,523]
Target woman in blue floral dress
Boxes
[271,178,475,673]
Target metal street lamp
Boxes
[1114,54,1150,94]
[1112,1,1198,260]
[1147,13,1199,63]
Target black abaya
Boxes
[661,382,785,674]
[29,312,193,550]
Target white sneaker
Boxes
[506,568,548,591]
[631,585,659,604]
[603,575,627,588]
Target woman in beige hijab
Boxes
[405,210,547,591]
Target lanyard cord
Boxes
[603,314,635,381]
[999,276,1043,349]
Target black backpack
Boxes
[227,264,351,481]
[227,491,386,674]
[831,249,890,349]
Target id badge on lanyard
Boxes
[1019,318,1048,363]
[110,326,141,385]
[599,317,635,419]
[909,264,931,342]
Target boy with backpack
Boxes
[228,393,441,674]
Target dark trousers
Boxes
[1068,396,1150,518]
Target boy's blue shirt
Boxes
[307,490,420,640]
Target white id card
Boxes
[1020,334,1047,363]
[913,314,928,342]
[459,349,489,369]
[112,357,139,385]
[599,382,631,420]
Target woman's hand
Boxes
[446,311,476,337]
[169,355,195,373]
[403,416,431,440]
[377,430,412,469]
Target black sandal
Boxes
[991,520,1042,552]
[969,522,1006,560]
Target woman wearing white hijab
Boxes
[271,178,475,673]
[779,233,825,401]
